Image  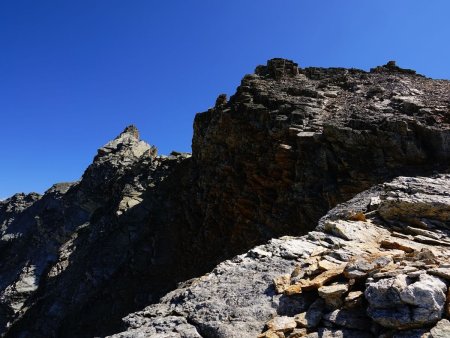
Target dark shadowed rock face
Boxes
[111,174,450,338]
[0,127,192,337]
[0,59,449,337]
[191,58,450,261]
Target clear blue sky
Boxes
[1,1,449,198]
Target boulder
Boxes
[430,319,450,338]
[365,274,447,329]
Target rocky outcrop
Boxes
[0,59,449,337]
[0,126,192,337]
[111,174,450,337]
[191,58,450,262]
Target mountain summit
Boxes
[1,59,450,337]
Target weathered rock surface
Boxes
[366,273,447,329]
[191,58,450,262]
[430,319,450,338]
[0,126,192,337]
[111,174,450,337]
[0,59,449,337]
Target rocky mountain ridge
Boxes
[0,58,449,337]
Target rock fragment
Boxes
[266,316,297,332]
[323,308,372,330]
[273,274,291,294]
[318,283,348,308]
[430,319,450,338]
[294,299,325,329]
[365,273,447,329]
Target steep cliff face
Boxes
[111,174,450,338]
[0,59,449,337]
[191,59,450,262]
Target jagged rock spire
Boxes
[370,60,417,75]
[255,58,300,79]
[96,125,155,160]
[120,125,140,140]
[215,94,227,108]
